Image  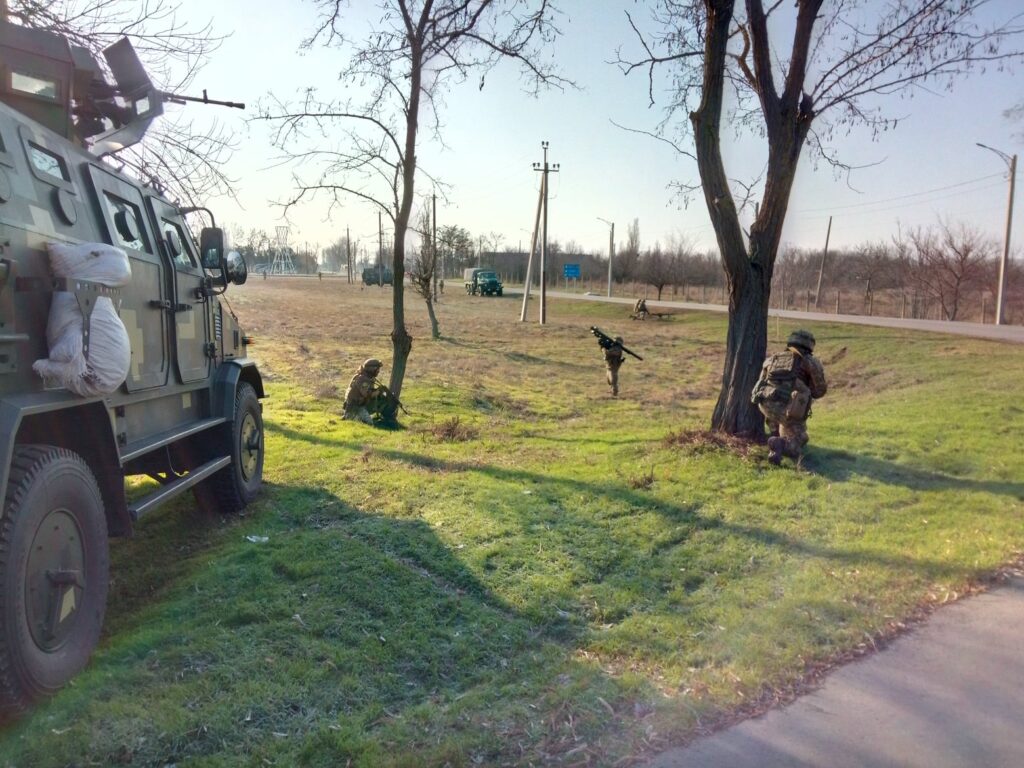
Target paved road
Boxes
[509,288,1024,344]
[645,577,1024,768]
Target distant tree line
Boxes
[773,220,1021,324]
[246,213,1020,325]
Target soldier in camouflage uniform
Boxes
[751,329,828,465]
[342,358,388,424]
[603,336,625,397]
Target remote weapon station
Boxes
[0,19,261,715]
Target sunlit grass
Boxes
[1,281,1021,767]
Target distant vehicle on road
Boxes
[464,268,503,296]
[362,265,393,285]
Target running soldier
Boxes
[751,330,828,465]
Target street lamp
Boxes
[976,142,1017,325]
[597,217,614,298]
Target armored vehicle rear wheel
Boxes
[193,382,264,515]
[0,445,109,717]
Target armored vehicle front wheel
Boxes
[193,382,264,515]
[0,445,109,717]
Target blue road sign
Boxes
[563,263,581,279]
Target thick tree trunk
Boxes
[710,263,769,438]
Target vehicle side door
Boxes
[145,197,210,383]
[87,165,168,391]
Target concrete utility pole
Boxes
[597,217,614,297]
[977,143,1016,325]
[520,175,546,322]
[532,141,559,324]
[814,215,832,309]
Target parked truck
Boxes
[362,264,394,285]
[463,267,503,296]
[0,21,262,715]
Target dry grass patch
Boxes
[627,466,655,490]
[664,428,761,457]
[427,416,479,442]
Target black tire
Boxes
[0,445,109,717]
[193,382,264,515]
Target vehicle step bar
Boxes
[128,455,231,521]
[120,416,227,463]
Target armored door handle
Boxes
[149,299,171,310]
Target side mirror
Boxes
[199,227,225,270]
[225,250,248,285]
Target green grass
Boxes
[1,284,1022,767]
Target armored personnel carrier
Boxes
[0,21,263,715]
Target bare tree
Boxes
[259,1,567,412]
[408,205,442,339]
[615,217,641,283]
[898,221,995,321]
[14,0,238,204]
[620,1,1024,437]
[849,242,896,314]
[639,244,676,299]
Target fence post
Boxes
[835,290,841,314]
[900,293,906,319]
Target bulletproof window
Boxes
[161,219,196,268]
[11,72,59,101]
[103,192,150,252]
[28,143,69,182]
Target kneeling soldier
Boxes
[342,358,389,424]
[751,330,828,465]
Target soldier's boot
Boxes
[767,436,784,465]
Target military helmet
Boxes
[361,358,383,373]
[787,329,815,352]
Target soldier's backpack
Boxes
[751,351,800,405]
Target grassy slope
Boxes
[1,282,1021,767]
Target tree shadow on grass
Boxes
[7,482,667,767]
[804,446,1024,500]
[265,422,969,581]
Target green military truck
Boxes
[362,264,393,285]
[0,23,263,715]
[463,267,503,296]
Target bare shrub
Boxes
[628,467,655,490]
[430,417,478,442]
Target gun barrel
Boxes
[160,90,246,109]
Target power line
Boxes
[795,172,1006,213]
[792,179,1007,220]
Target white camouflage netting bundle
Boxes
[33,242,132,397]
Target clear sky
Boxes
[168,0,1024,259]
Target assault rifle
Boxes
[374,382,411,416]
[590,326,643,360]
